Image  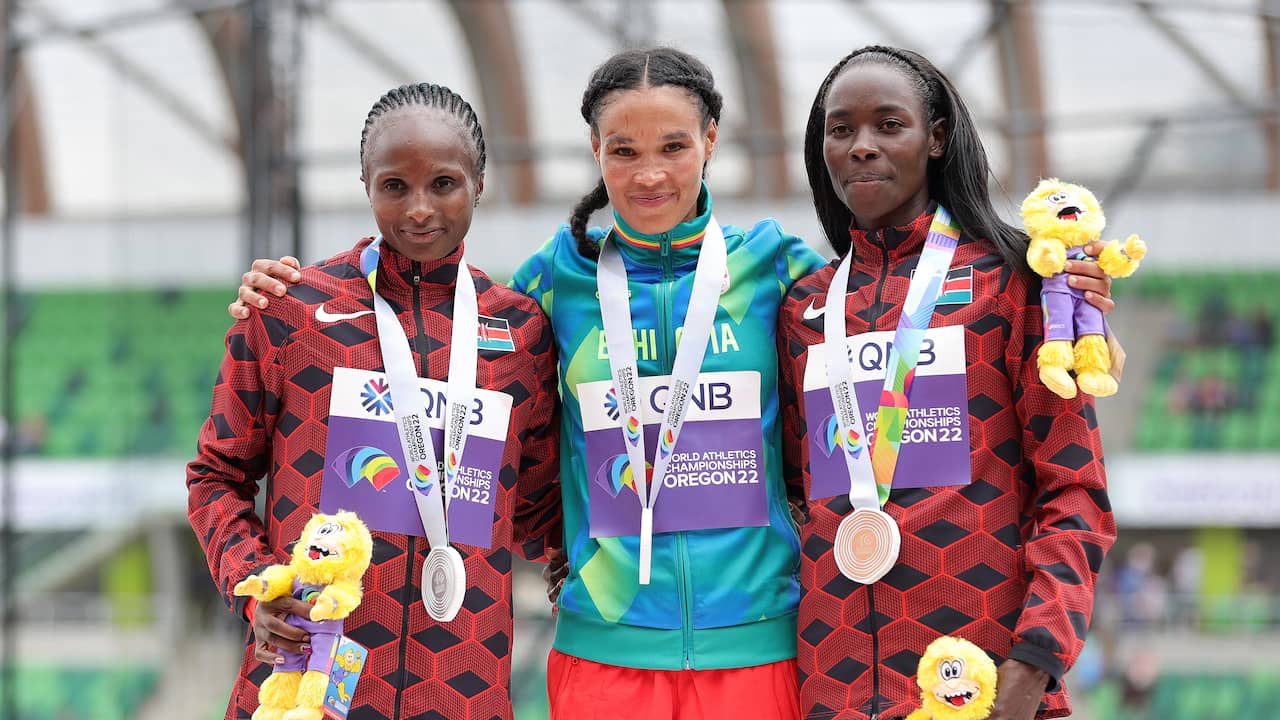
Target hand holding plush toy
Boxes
[234,511,373,720]
[1022,178,1145,399]
[905,636,997,720]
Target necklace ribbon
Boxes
[823,207,960,582]
[596,218,728,584]
[360,237,477,618]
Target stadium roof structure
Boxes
[0,0,1274,217]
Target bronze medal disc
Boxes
[833,507,901,584]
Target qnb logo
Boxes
[603,388,621,421]
[360,378,393,416]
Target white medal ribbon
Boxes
[823,255,879,512]
[362,237,476,620]
[596,218,728,584]
[822,209,959,583]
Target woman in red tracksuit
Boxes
[188,83,561,720]
[777,47,1115,720]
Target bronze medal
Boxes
[833,507,901,584]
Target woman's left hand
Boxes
[1066,241,1115,314]
[987,658,1051,720]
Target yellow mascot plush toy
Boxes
[1021,178,1145,399]
[234,511,373,720]
[905,636,998,720]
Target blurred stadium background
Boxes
[1,0,1278,717]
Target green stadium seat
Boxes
[10,288,237,457]
[1128,271,1280,452]
[11,665,159,720]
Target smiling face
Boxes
[914,636,998,720]
[591,85,717,235]
[928,656,983,708]
[362,108,483,262]
[822,62,944,232]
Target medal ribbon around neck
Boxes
[823,208,959,584]
[596,217,728,585]
[823,206,960,507]
[360,237,477,619]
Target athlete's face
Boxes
[591,85,717,235]
[822,63,945,231]
[363,109,483,262]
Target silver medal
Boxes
[422,545,466,621]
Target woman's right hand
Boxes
[251,594,314,664]
[229,256,302,319]
[543,547,569,607]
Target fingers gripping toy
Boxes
[1021,178,1145,399]
[905,636,998,720]
[234,511,373,720]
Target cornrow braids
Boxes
[569,47,724,258]
[804,46,1030,274]
[359,82,487,178]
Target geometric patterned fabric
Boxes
[778,210,1115,719]
[187,239,561,719]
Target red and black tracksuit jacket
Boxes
[777,210,1115,720]
[188,239,561,720]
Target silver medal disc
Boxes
[833,507,901,584]
[422,545,466,621]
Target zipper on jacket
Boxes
[864,236,890,717]
[393,263,426,720]
[656,232,696,668]
[867,582,881,719]
[869,230,889,332]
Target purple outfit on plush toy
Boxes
[1042,245,1106,341]
[277,579,342,673]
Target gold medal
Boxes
[834,507,900,584]
[422,545,466,621]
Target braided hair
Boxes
[570,48,724,258]
[360,82,487,179]
[803,46,1029,274]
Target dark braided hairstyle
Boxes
[803,46,1030,274]
[570,47,724,258]
[359,82,487,180]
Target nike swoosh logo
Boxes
[802,299,826,320]
[315,304,374,323]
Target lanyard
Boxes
[359,238,478,549]
[823,207,960,510]
[596,218,728,584]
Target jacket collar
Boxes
[358,236,466,300]
[608,182,713,267]
[848,202,937,273]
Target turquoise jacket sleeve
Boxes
[772,221,827,292]
[510,230,563,315]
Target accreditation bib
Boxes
[579,370,766,537]
[804,325,971,501]
[320,366,511,548]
